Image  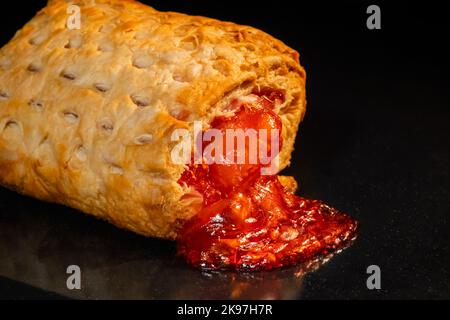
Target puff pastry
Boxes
[0,0,306,240]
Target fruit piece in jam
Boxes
[177,88,358,271]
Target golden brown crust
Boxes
[278,176,298,194]
[0,0,306,239]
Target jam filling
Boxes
[177,89,358,271]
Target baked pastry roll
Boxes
[0,0,306,240]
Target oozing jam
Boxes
[177,89,358,271]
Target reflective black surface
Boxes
[0,193,342,299]
[0,1,449,299]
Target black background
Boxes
[0,0,449,299]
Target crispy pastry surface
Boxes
[0,0,306,239]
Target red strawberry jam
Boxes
[177,89,357,271]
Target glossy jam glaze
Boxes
[177,89,357,271]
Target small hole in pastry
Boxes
[170,109,191,121]
[98,42,113,52]
[98,118,114,133]
[39,135,48,146]
[75,145,87,161]
[29,34,46,45]
[132,55,154,69]
[0,90,9,100]
[172,72,186,83]
[131,94,150,107]
[178,36,199,51]
[4,120,19,130]
[64,37,82,49]
[29,99,44,110]
[94,83,110,92]
[27,63,41,72]
[133,32,147,40]
[109,164,124,175]
[98,21,119,33]
[61,71,76,80]
[63,111,79,123]
[134,134,153,145]
[173,64,201,83]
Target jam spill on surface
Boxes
[177,89,358,271]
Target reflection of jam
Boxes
[177,89,358,271]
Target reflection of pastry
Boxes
[0,0,356,271]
